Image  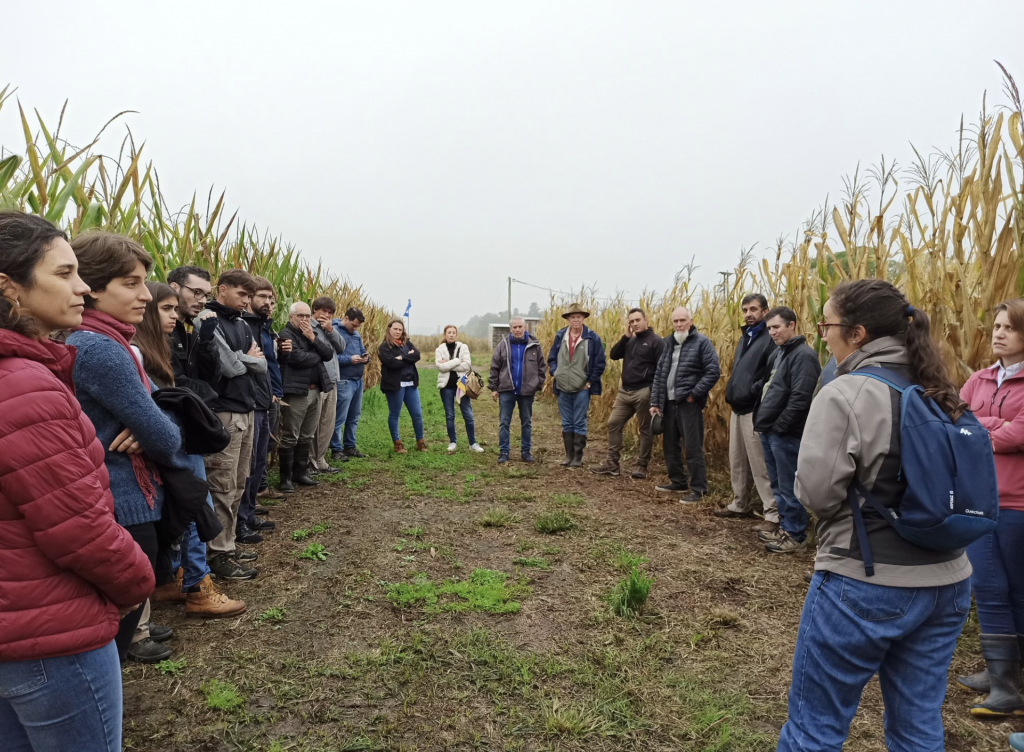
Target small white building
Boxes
[489,318,541,349]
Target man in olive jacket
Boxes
[753,307,821,553]
[716,293,779,531]
[650,306,721,502]
[489,316,547,464]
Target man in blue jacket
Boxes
[331,308,370,459]
[548,303,606,468]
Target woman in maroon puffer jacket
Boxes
[0,211,154,751]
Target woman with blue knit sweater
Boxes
[66,233,184,663]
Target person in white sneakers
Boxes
[435,325,483,453]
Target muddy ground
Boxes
[123,381,1021,751]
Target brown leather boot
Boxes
[416,439,428,452]
[185,575,247,618]
[152,567,186,603]
[394,440,407,454]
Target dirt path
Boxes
[124,383,1020,751]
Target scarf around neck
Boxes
[77,309,162,509]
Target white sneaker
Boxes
[469,443,484,453]
[447,442,457,453]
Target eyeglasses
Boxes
[817,321,854,338]
[182,284,213,302]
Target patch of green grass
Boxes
[311,520,331,534]
[497,489,536,503]
[156,657,187,677]
[297,542,330,561]
[542,699,613,737]
[385,569,530,614]
[609,567,654,617]
[480,506,521,528]
[201,679,245,712]
[512,556,549,569]
[613,547,650,573]
[550,492,586,507]
[347,477,371,490]
[535,510,577,534]
[256,606,287,625]
[665,673,774,751]
[541,544,561,555]
[503,467,539,479]
[404,526,425,538]
[291,528,310,540]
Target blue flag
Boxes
[404,299,412,317]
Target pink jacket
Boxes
[961,364,1024,511]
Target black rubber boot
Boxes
[569,434,586,468]
[278,447,296,493]
[971,634,1024,717]
[560,432,574,467]
[293,442,320,487]
[961,635,1024,695]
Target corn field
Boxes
[0,87,394,387]
[537,67,1024,465]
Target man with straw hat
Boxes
[547,303,606,468]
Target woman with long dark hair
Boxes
[65,233,185,664]
[378,318,425,454]
[957,298,1024,717]
[0,212,153,750]
[777,279,973,751]
[134,282,246,620]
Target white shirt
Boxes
[996,360,1024,387]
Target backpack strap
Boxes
[849,366,912,392]
[847,482,877,577]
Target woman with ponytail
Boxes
[65,233,185,665]
[0,212,153,750]
[776,279,972,751]
[957,298,1024,717]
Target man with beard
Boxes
[167,265,216,401]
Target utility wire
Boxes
[509,277,635,303]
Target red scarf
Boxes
[77,309,162,509]
[568,329,583,359]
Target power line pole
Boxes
[508,277,512,321]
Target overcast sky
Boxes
[3,1,1023,332]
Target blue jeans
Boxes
[759,432,808,541]
[967,508,1024,635]
[439,387,476,444]
[777,572,970,752]
[498,392,534,455]
[0,641,122,752]
[171,453,212,589]
[384,386,424,441]
[556,390,590,434]
[331,378,363,451]
[238,409,269,532]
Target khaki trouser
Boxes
[727,411,778,521]
[206,411,255,555]
[132,600,151,644]
[280,387,322,449]
[605,387,653,469]
[311,382,338,470]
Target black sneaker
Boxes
[343,447,366,459]
[521,452,535,463]
[655,482,689,493]
[233,550,258,562]
[210,553,258,580]
[498,453,509,464]
[254,505,272,516]
[317,465,344,475]
[148,624,174,643]
[249,518,276,532]
[679,491,706,504]
[330,450,350,462]
[127,637,171,664]
[235,526,264,544]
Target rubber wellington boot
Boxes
[970,634,1024,717]
[293,442,320,487]
[960,635,1024,693]
[560,432,574,467]
[569,434,586,468]
[277,447,296,493]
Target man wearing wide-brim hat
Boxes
[546,303,607,468]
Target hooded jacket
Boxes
[435,341,473,390]
[0,330,154,661]
[961,362,1024,510]
[725,323,777,415]
[489,334,547,396]
[608,328,665,391]
[795,337,972,587]
[752,335,821,437]
[650,327,721,410]
[547,325,607,396]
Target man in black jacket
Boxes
[194,268,267,581]
[752,307,821,554]
[277,301,335,493]
[649,306,721,502]
[167,265,217,402]
[716,293,779,531]
[591,308,665,479]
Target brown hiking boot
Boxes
[394,440,407,454]
[714,507,754,519]
[590,462,620,477]
[630,466,647,479]
[752,520,780,534]
[186,575,247,618]
[257,487,285,501]
[416,439,428,452]
[152,568,186,603]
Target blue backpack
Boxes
[846,367,999,577]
